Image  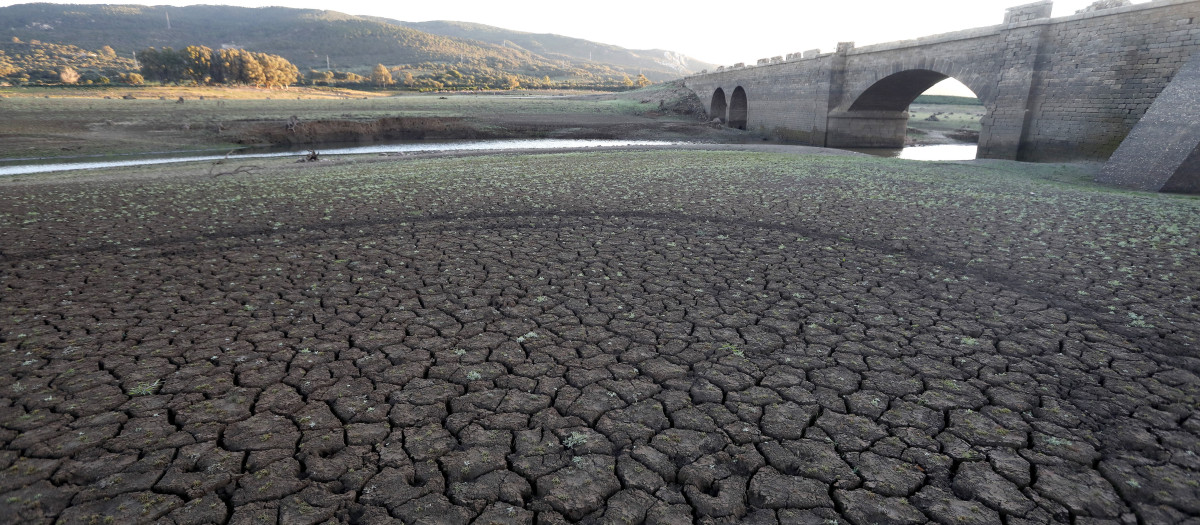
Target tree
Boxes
[307,69,335,85]
[139,47,186,83]
[123,72,144,85]
[634,74,651,87]
[215,49,259,86]
[371,63,393,86]
[258,53,298,89]
[501,74,519,90]
[621,74,634,88]
[137,47,159,79]
[181,45,213,84]
[58,66,80,84]
[240,52,266,87]
[210,49,237,84]
[139,46,295,87]
[400,70,414,87]
[99,45,117,58]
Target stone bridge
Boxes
[684,0,1200,192]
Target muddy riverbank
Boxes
[0,83,734,159]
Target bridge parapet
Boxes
[1004,0,1053,24]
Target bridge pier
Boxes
[1097,48,1200,192]
[975,2,1055,161]
[825,111,909,148]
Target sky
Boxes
[1,0,1126,64]
[2,0,1127,95]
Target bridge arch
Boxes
[849,69,961,111]
[828,68,986,150]
[729,87,748,130]
[710,88,727,123]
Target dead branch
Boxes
[207,150,260,178]
[205,149,237,177]
[210,165,262,178]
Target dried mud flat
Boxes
[1,149,1198,524]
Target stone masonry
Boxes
[684,0,1200,171]
[1097,46,1200,192]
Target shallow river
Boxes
[0,140,978,177]
[850,143,978,161]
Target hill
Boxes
[0,3,712,86]
[394,20,716,81]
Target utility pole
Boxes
[326,55,331,70]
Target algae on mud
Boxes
[0,149,1198,523]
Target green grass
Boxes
[126,379,162,396]
[907,103,985,133]
[912,95,982,106]
[5,149,1194,270]
[0,88,649,122]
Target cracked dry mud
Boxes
[1,149,1198,524]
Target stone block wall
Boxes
[1097,46,1200,191]
[979,21,1049,160]
[826,111,910,148]
[684,56,835,144]
[1019,0,1200,160]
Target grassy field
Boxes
[907,103,985,134]
[1,149,1197,522]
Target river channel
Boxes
[0,140,979,177]
[850,143,978,161]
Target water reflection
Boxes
[849,144,978,161]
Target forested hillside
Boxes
[395,20,715,79]
[0,3,712,89]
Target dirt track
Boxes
[1,149,1198,524]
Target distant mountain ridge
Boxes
[394,20,714,77]
[0,3,715,82]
